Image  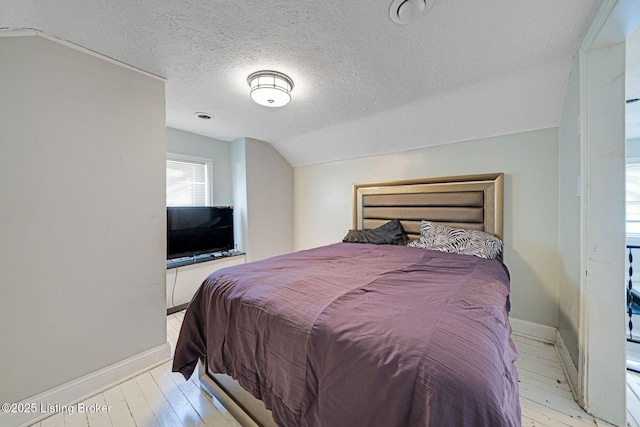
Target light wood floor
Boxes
[30,311,636,427]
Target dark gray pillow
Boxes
[343,219,408,245]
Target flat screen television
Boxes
[167,206,234,259]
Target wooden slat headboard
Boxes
[353,173,504,242]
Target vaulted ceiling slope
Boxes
[1,0,598,166]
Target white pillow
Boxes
[407,220,503,259]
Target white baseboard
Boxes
[554,329,579,400]
[509,317,557,343]
[0,342,171,427]
[509,317,581,403]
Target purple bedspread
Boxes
[173,243,520,426]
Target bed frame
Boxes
[197,173,504,427]
[353,173,503,241]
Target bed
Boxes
[172,173,520,427]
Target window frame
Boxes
[166,153,214,207]
[627,156,640,241]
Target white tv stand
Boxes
[166,253,245,314]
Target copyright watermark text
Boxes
[1,402,111,415]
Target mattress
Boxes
[173,242,521,426]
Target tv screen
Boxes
[167,206,234,259]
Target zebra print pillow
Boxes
[407,220,503,259]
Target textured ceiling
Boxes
[1,0,604,166]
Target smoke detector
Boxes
[389,0,434,24]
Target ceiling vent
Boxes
[194,112,213,120]
[389,0,434,24]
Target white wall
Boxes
[0,34,167,404]
[555,4,639,423]
[231,139,249,255]
[166,127,232,206]
[294,128,560,327]
[232,138,293,262]
[578,36,627,425]
[557,54,582,367]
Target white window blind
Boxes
[627,163,640,236]
[166,155,211,206]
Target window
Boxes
[166,154,212,206]
[627,162,640,236]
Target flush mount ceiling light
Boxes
[389,0,434,24]
[247,70,294,107]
